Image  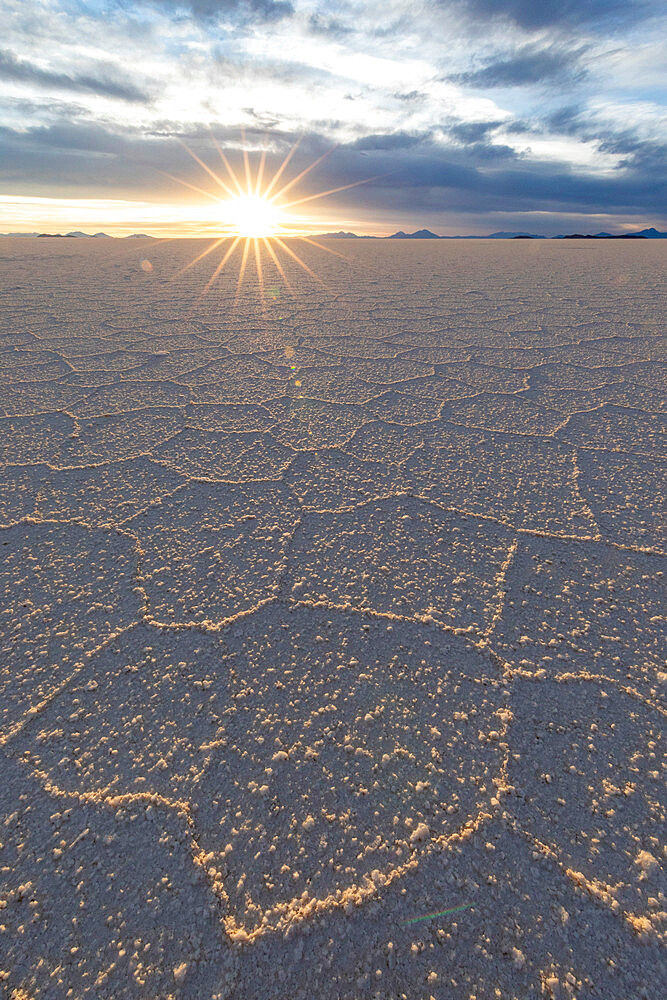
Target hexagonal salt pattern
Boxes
[1,237,664,998]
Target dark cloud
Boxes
[540,105,666,169]
[356,158,666,224]
[350,132,428,152]
[0,119,145,162]
[445,0,657,33]
[538,107,667,179]
[350,127,515,164]
[454,45,587,88]
[470,141,515,161]
[543,106,587,135]
[139,0,293,23]
[298,128,667,223]
[2,112,664,224]
[0,116,305,197]
[0,49,149,102]
[449,120,504,142]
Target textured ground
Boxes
[0,237,665,999]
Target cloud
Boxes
[364,156,665,221]
[307,13,353,39]
[1,0,665,232]
[0,49,149,103]
[304,126,667,221]
[392,90,425,104]
[602,134,667,177]
[453,44,587,88]
[350,132,428,151]
[449,120,504,142]
[445,0,657,33]
[139,0,294,23]
[540,105,667,176]
[1,111,665,227]
[543,106,588,135]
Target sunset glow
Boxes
[166,136,369,299]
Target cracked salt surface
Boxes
[0,237,664,999]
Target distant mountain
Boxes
[317,227,666,240]
[321,226,667,240]
[487,231,546,239]
[388,229,441,239]
[1,231,149,239]
[3,225,665,241]
[317,229,444,239]
[317,231,363,239]
[35,231,113,238]
[555,228,665,239]
[560,233,647,239]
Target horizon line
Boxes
[2,224,665,241]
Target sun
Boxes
[224,193,285,238]
[167,135,375,302]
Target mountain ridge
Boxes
[316,227,667,240]
[2,227,666,240]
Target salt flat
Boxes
[0,237,665,999]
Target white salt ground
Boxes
[0,238,665,999]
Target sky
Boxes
[1,0,666,236]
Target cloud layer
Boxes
[1,0,665,233]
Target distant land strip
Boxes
[1,227,665,239]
